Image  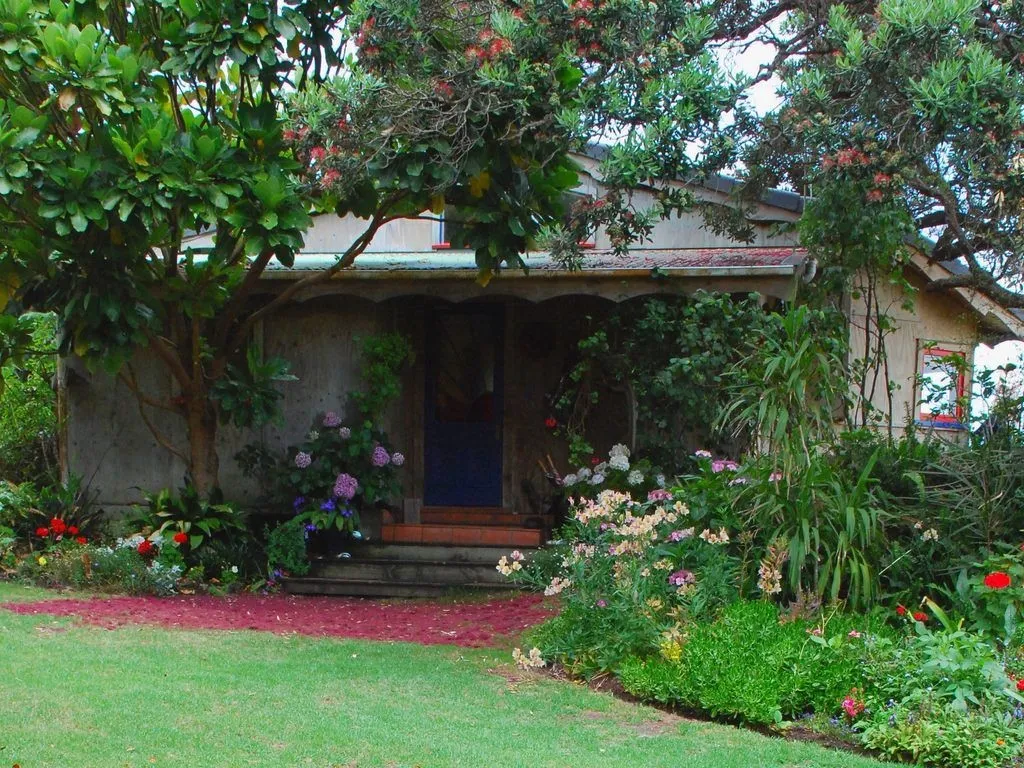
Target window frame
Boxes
[915,343,969,430]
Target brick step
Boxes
[382,523,543,547]
[420,507,552,528]
[310,559,510,586]
[338,543,530,565]
[282,578,514,598]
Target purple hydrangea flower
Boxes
[294,451,312,469]
[323,411,342,428]
[371,445,390,467]
[334,473,359,500]
[391,451,405,467]
[320,498,336,512]
[293,496,306,510]
[340,506,353,518]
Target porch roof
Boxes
[257,246,808,303]
[261,246,807,279]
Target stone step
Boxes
[340,543,528,565]
[282,578,512,598]
[310,559,510,586]
[382,523,543,547]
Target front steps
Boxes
[282,542,532,598]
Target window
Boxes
[917,345,968,428]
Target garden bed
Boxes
[0,591,556,647]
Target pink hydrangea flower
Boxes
[323,411,342,428]
[711,459,739,473]
[371,445,390,467]
[694,450,712,458]
[334,473,359,499]
[647,489,672,502]
[294,452,312,468]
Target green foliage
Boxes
[738,451,888,609]
[210,345,296,429]
[719,305,850,465]
[858,702,1024,768]
[0,312,57,483]
[18,539,182,596]
[349,333,413,423]
[553,293,772,467]
[953,547,1024,645]
[129,484,247,551]
[618,601,876,726]
[0,475,103,540]
[264,517,310,577]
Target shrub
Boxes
[129,484,248,554]
[19,537,183,596]
[618,601,876,725]
[858,701,1024,768]
[0,313,58,484]
[265,517,310,577]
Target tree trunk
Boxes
[187,399,220,498]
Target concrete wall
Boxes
[848,268,981,434]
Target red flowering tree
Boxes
[0,0,735,496]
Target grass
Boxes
[0,583,885,768]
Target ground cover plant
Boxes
[0,583,885,768]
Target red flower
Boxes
[896,604,907,616]
[75,536,87,545]
[1016,679,1024,693]
[984,571,1012,590]
[913,611,928,622]
[544,416,557,429]
[35,527,49,538]
[68,526,79,536]
[137,540,155,557]
[50,518,67,535]
[173,531,188,545]
[591,456,601,466]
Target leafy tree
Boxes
[739,0,1024,304]
[0,0,736,495]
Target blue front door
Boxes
[424,307,504,506]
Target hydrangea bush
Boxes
[273,411,405,535]
[559,443,665,499]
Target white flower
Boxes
[339,427,351,439]
[590,472,606,485]
[609,443,630,459]
[308,430,320,440]
[694,449,712,458]
[609,455,630,472]
[230,565,239,574]
[544,577,572,596]
[577,467,592,480]
[391,451,405,467]
[593,461,609,474]
[627,470,644,486]
[656,474,666,488]
[922,528,939,542]
[512,647,546,670]
[562,473,578,487]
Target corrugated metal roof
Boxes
[260,246,806,279]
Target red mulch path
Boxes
[1,593,556,648]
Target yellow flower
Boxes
[37,556,47,566]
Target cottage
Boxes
[59,153,1024,591]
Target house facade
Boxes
[60,154,1024,543]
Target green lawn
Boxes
[0,583,884,768]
